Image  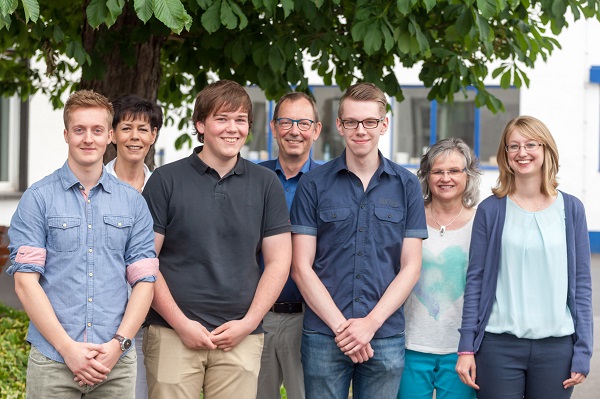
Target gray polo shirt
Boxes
[143,146,291,333]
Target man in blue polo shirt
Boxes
[290,83,427,398]
[258,92,321,399]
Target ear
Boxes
[195,120,205,134]
[107,129,113,144]
[270,120,277,139]
[313,121,323,141]
[64,129,69,143]
[380,116,389,135]
[336,118,345,136]
[151,127,158,144]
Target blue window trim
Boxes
[590,66,600,83]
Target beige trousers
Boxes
[144,324,264,399]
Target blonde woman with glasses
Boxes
[456,116,593,399]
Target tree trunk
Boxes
[80,4,164,170]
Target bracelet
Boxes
[457,351,474,355]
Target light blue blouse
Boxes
[485,192,575,339]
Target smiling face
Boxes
[336,99,387,160]
[271,98,321,162]
[64,107,113,170]
[427,150,468,204]
[113,115,156,165]
[506,130,544,179]
[195,107,249,165]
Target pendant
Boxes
[440,225,446,236]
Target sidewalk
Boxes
[1,255,599,397]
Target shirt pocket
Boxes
[373,207,405,244]
[104,215,133,252]
[318,207,352,246]
[47,217,81,252]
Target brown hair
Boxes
[338,82,386,118]
[64,90,113,129]
[272,92,320,123]
[493,115,559,198]
[192,80,253,142]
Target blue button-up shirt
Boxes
[290,151,427,338]
[7,162,157,363]
[260,158,318,303]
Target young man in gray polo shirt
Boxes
[142,80,292,399]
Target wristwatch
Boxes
[112,334,132,351]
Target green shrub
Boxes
[0,302,29,399]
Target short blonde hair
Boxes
[63,90,113,129]
[338,83,387,118]
[493,115,559,198]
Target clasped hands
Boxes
[68,340,122,387]
[334,318,377,364]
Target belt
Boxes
[270,302,303,314]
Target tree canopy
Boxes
[1,0,599,120]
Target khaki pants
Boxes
[26,345,136,399]
[144,325,264,399]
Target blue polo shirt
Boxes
[290,150,427,338]
[259,158,318,303]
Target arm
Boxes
[291,233,373,363]
[150,233,217,350]
[211,232,291,351]
[335,237,422,355]
[14,272,110,385]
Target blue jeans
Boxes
[301,327,405,399]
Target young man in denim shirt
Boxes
[7,90,158,399]
[290,83,427,398]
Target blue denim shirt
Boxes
[291,151,427,338]
[260,158,318,303]
[7,162,158,363]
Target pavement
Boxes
[1,255,600,397]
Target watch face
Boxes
[123,338,132,351]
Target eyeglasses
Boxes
[429,169,466,177]
[505,142,543,153]
[276,118,314,131]
[339,118,384,130]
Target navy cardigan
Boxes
[458,191,593,375]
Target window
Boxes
[392,87,519,166]
[0,95,22,193]
[245,87,270,161]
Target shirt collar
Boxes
[189,146,246,176]
[332,150,396,177]
[59,161,112,193]
[274,157,312,178]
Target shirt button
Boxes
[332,213,337,218]
[88,298,93,302]
[88,248,93,253]
[356,183,360,187]
[79,185,83,190]
[87,323,92,327]
[356,274,361,279]
[357,251,363,256]
[89,272,93,277]
[87,199,91,203]
[359,228,364,232]
[118,222,122,227]
[62,223,67,228]
[360,204,365,209]
[286,188,290,192]
[88,224,92,229]
[388,214,392,218]
[355,298,360,302]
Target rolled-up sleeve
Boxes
[290,174,318,236]
[124,194,158,286]
[7,189,48,275]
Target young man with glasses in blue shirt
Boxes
[290,83,427,398]
[258,92,322,399]
[7,90,158,398]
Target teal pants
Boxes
[398,349,475,399]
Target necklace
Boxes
[431,205,463,236]
[511,194,545,212]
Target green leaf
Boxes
[364,21,383,55]
[281,0,293,18]
[476,0,497,18]
[21,0,39,22]
[106,0,124,27]
[53,25,64,42]
[268,46,285,74]
[86,0,108,29]
[422,0,436,13]
[65,39,88,65]
[0,12,10,29]
[499,69,511,89]
[134,0,154,23]
[175,132,193,150]
[0,0,18,16]
[220,0,237,29]
[228,0,248,29]
[351,19,370,41]
[154,0,190,33]
[201,0,221,33]
[396,0,417,15]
